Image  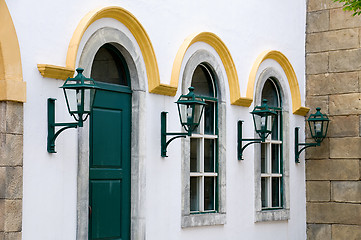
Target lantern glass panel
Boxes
[253,113,274,138]
[314,121,322,138]
[266,114,275,133]
[309,121,315,138]
[193,98,204,130]
[64,88,78,114]
[177,100,190,127]
[77,89,82,111]
[253,114,262,135]
[84,88,96,113]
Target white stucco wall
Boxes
[6,0,307,239]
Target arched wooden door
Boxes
[89,43,131,240]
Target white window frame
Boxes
[190,94,218,213]
[181,49,226,228]
[254,68,290,222]
[261,115,283,209]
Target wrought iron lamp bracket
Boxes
[238,120,265,160]
[47,98,81,153]
[295,127,320,163]
[161,112,189,157]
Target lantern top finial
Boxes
[307,107,329,122]
[76,68,84,74]
[251,98,277,117]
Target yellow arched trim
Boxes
[0,0,26,102]
[38,6,164,95]
[169,32,242,102]
[246,50,309,116]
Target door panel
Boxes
[90,180,122,239]
[91,108,122,167]
[89,87,131,240]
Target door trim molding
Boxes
[77,27,146,240]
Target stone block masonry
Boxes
[306,1,361,239]
[305,0,361,240]
[0,102,23,240]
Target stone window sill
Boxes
[181,213,226,228]
[255,209,289,222]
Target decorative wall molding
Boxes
[37,64,74,80]
[0,0,26,102]
[35,6,308,116]
[248,50,309,116]
[37,6,161,95]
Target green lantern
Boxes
[307,107,329,143]
[250,99,277,141]
[295,107,330,163]
[47,68,97,153]
[161,87,206,157]
[60,68,97,126]
[175,87,206,134]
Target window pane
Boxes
[271,114,279,140]
[272,177,281,208]
[261,177,268,208]
[204,177,215,211]
[271,144,280,173]
[261,143,267,173]
[192,106,201,134]
[191,65,214,97]
[261,79,279,108]
[204,139,215,172]
[91,43,128,86]
[204,101,214,135]
[190,138,199,172]
[190,177,199,211]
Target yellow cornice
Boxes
[247,50,309,116]
[0,0,26,102]
[37,64,74,80]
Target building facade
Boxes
[306,0,361,239]
[0,0,315,239]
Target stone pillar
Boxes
[0,101,23,240]
[306,0,361,239]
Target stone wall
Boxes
[306,0,361,239]
[0,102,23,240]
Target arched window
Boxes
[260,78,283,209]
[254,67,290,222]
[181,50,226,228]
[190,64,218,213]
[91,43,129,86]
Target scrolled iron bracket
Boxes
[237,120,265,160]
[294,127,320,163]
[47,98,81,153]
[161,112,188,157]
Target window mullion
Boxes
[267,143,272,207]
[203,172,218,177]
[269,176,272,208]
[200,136,205,212]
[199,176,204,212]
[278,176,281,206]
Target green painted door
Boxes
[89,82,131,240]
